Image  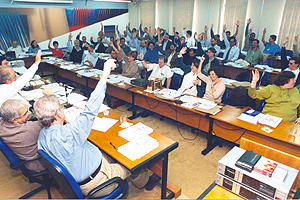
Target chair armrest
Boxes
[85,177,127,199]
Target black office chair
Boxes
[0,137,52,199]
[38,150,128,199]
[235,71,250,82]
[259,100,266,112]
[258,71,270,87]
[168,73,182,90]
[221,88,229,104]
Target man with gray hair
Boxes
[0,50,42,107]
[0,99,45,172]
[67,33,84,63]
[35,59,149,197]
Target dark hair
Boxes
[226,31,231,35]
[110,36,114,40]
[215,34,220,38]
[89,45,95,49]
[120,37,125,42]
[187,30,192,36]
[132,28,137,32]
[30,40,39,48]
[175,31,179,35]
[0,56,6,65]
[250,32,256,37]
[53,41,59,46]
[208,47,216,54]
[208,66,222,78]
[159,55,168,63]
[192,59,200,68]
[252,39,259,44]
[180,36,185,40]
[128,51,137,60]
[82,36,86,39]
[273,71,295,86]
[147,41,154,48]
[97,36,102,42]
[229,37,236,43]
[290,57,300,65]
[270,35,277,41]
[189,48,197,54]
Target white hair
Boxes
[34,94,60,127]
[0,99,25,122]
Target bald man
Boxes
[0,50,41,106]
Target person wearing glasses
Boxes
[244,28,264,65]
[281,36,300,87]
[248,69,300,123]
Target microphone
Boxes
[64,84,73,108]
[174,84,195,104]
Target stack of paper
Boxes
[237,109,264,124]
[117,136,159,161]
[92,117,118,132]
[67,93,87,105]
[258,114,283,128]
[64,106,83,122]
[118,122,153,142]
[19,88,44,101]
[158,88,180,99]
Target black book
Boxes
[235,150,261,172]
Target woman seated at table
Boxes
[28,40,41,53]
[110,38,140,79]
[48,38,63,58]
[249,69,300,123]
[197,55,225,102]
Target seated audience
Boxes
[222,25,240,62]
[244,28,264,65]
[242,18,259,51]
[212,21,239,49]
[161,34,172,51]
[143,41,159,64]
[207,37,221,57]
[116,25,131,45]
[157,34,178,68]
[248,69,300,123]
[0,99,45,172]
[82,44,99,67]
[0,50,41,106]
[7,41,23,57]
[35,60,149,197]
[111,38,140,78]
[210,24,223,49]
[48,38,63,59]
[139,20,149,38]
[90,36,106,53]
[67,33,84,64]
[140,54,173,88]
[28,40,41,53]
[176,36,187,52]
[197,55,225,102]
[169,27,180,47]
[281,37,300,86]
[183,48,197,66]
[119,37,131,56]
[129,32,147,56]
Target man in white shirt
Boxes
[82,44,99,67]
[140,54,173,88]
[222,25,240,62]
[7,41,23,57]
[182,27,195,48]
[177,58,201,96]
[0,50,41,106]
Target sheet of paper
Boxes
[64,107,83,122]
[19,88,44,101]
[92,117,118,132]
[13,66,27,74]
[118,122,153,142]
[67,93,87,105]
[117,136,159,161]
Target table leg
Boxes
[201,118,220,155]
[161,153,168,199]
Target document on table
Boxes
[117,135,159,161]
[19,88,44,101]
[13,66,27,74]
[118,122,153,142]
[74,101,110,113]
[92,117,118,132]
[64,107,83,122]
[67,93,87,105]
[107,75,132,84]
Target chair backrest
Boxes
[258,71,270,86]
[221,88,229,104]
[169,73,182,90]
[38,150,83,199]
[259,100,266,112]
[286,50,294,57]
[235,71,250,82]
[0,137,20,169]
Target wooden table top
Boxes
[88,110,178,171]
[211,105,300,147]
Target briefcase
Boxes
[130,78,149,88]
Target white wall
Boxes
[38,13,129,50]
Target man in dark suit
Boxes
[161,34,172,51]
[76,32,90,51]
[157,34,178,68]
[90,36,106,53]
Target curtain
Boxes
[0,10,30,51]
[278,0,300,50]
[223,0,248,48]
[173,0,194,32]
[140,1,156,31]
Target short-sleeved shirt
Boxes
[147,64,173,85]
[263,42,281,56]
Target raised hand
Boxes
[79,31,82,35]
[204,25,208,32]
[200,55,205,62]
[248,28,253,36]
[141,20,143,24]
[263,28,266,34]
[68,33,72,40]
[283,36,289,46]
[116,25,118,30]
[295,35,298,42]
[179,47,187,56]
[139,51,144,60]
[183,26,187,30]
[236,20,240,26]
[211,24,214,29]
[116,38,120,46]
[173,27,176,32]
[158,36,163,44]
[247,18,251,25]
[90,36,93,40]
[251,69,260,84]
[223,24,226,32]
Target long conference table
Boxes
[37,62,300,157]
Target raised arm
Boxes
[250,69,260,88]
[139,51,149,69]
[210,24,215,39]
[233,20,240,38]
[245,18,251,37]
[139,20,145,37]
[293,35,299,58]
[48,37,52,47]
[262,28,267,45]
[197,55,210,83]
[245,28,252,51]
[204,25,208,40]
[67,33,73,52]
[281,36,289,70]
[223,25,230,48]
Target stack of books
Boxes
[237,109,264,124]
[235,150,261,172]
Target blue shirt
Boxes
[38,82,106,182]
[263,42,281,56]
[28,46,41,53]
[144,44,159,64]
[129,38,147,56]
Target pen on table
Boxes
[110,142,117,149]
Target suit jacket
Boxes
[161,40,172,51]
[76,34,90,50]
[158,45,178,68]
[90,39,106,53]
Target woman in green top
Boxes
[248,69,300,123]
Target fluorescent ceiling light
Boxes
[13,0,73,3]
[93,0,131,3]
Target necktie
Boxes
[224,46,233,61]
